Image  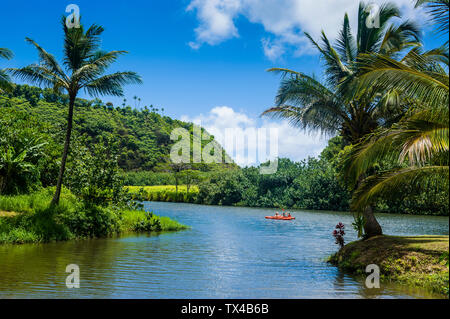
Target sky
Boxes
[0,0,445,166]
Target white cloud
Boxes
[187,0,428,59]
[262,38,286,62]
[186,0,242,47]
[181,106,329,166]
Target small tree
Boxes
[170,163,189,196]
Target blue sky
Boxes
[1,0,446,164]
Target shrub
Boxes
[333,222,345,249]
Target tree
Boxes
[262,2,421,237]
[263,2,420,143]
[10,19,142,205]
[0,47,13,93]
[343,49,449,215]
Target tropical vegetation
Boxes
[262,1,449,237]
[0,18,188,244]
[9,19,142,205]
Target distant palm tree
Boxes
[0,47,14,93]
[262,2,421,237]
[10,19,142,205]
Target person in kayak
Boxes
[275,212,280,217]
[287,213,292,218]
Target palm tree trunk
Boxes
[357,175,383,238]
[362,205,382,238]
[51,95,75,206]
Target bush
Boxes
[58,203,122,238]
[0,188,188,244]
[126,185,199,203]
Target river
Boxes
[0,202,448,298]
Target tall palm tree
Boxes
[0,47,14,93]
[262,2,421,237]
[10,19,142,205]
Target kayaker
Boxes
[275,212,280,217]
[287,213,292,218]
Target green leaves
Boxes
[263,2,420,144]
[357,52,449,110]
[415,0,449,41]
[9,18,142,99]
[351,166,449,211]
[0,48,14,93]
[0,110,47,195]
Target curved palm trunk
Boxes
[362,205,383,238]
[51,96,75,206]
[356,175,383,238]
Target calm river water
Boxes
[0,202,448,298]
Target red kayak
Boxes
[265,215,295,220]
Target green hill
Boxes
[0,84,235,173]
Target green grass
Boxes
[0,188,188,245]
[126,185,199,203]
[329,235,450,297]
[121,209,189,232]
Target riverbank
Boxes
[328,235,449,297]
[0,189,188,244]
[126,184,449,216]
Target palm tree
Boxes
[343,48,448,214]
[262,2,421,237]
[343,1,449,213]
[10,19,142,205]
[0,47,14,93]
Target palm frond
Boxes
[351,165,449,211]
[357,53,449,109]
[0,48,13,60]
[84,71,142,97]
[8,65,67,89]
[0,69,14,93]
[379,20,421,56]
[305,31,351,87]
[62,17,104,71]
[342,107,449,185]
[335,14,357,65]
[415,0,449,39]
[357,2,400,54]
[25,38,68,83]
[72,50,128,84]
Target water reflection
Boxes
[0,202,448,298]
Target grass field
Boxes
[126,185,199,203]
